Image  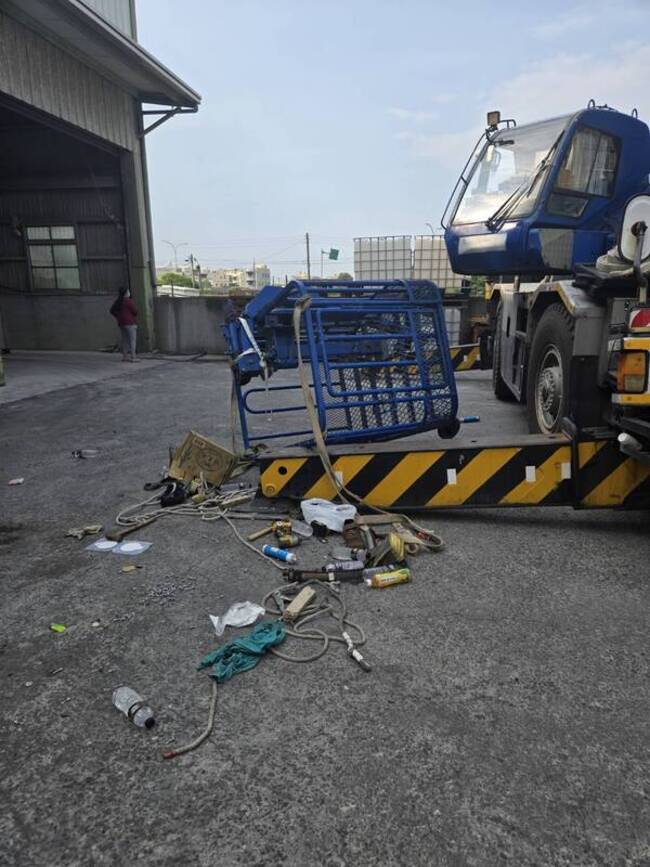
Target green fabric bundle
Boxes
[197,620,286,682]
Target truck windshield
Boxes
[452,116,571,225]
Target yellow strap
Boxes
[292,297,443,551]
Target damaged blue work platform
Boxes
[223,279,459,449]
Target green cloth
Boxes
[197,620,286,682]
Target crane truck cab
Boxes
[442,104,650,458]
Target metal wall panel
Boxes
[0,10,136,149]
[0,188,122,221]
[83,0,135,37]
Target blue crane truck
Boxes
[224,102,650,510]
[443,104,650,462]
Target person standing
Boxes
[110,287,138,362]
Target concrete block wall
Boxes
[0,294,231,353]
[154,296,228,355]
[0,294,120,350]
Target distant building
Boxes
[245,264,271,290]
[208,264,271,291]
[0,0,200,351]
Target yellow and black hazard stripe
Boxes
[258,437,650,510]
[449,344,481,371]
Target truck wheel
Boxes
[526,304,573,434]
[479,329,493,370]
[492,302,515,401]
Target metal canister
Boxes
[364,567,411,589]
[276,533,300,548]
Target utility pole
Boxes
[162,240,188,299]
[187,253,197,289]
[305,232,311,279]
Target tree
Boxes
[157,271,194,287]
[468,274,487,297]
[335,272,353,280]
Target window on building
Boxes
[26,226,81,290]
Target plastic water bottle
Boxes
[112,686,156,729]
[262,544,297,564]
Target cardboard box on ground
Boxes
[169,431,236,487]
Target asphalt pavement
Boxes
[1,357,649,866]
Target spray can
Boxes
[362,564,397,579]
[364,567,411,589]
[262,544,297,564]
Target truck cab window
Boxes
[554,128,618,197]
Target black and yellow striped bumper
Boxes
[450,344,481,371]
[258,435,650,510]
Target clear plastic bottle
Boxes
[112,686,156,729]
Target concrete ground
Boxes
[0,350,166,404]
[1,355,649,866]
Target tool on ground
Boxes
[247,519,292,542]
[283,564,365,583]
[276,533,300,548]
[105,516,158,542]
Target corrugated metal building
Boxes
[0,0,200,351]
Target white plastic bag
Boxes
[300,498,357,533]
[209,601,265,636]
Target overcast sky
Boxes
[137,0,650,278]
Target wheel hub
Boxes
[536,346,563,431]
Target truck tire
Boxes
[526,303,573,434]
[492,302,515,401]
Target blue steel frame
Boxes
[223,279,459,449]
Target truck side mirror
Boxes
[617,195,650,263]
